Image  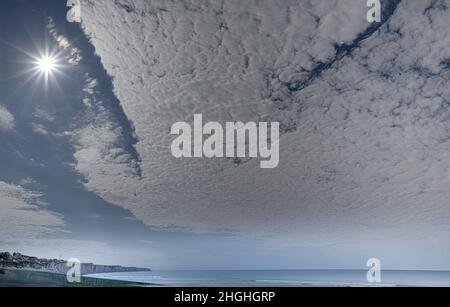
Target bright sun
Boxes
[30,52,62,88]
[37,56,56,74]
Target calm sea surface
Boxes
[87,270,450,287]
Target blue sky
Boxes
[0,0,195,268]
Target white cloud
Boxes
[0,105,15,132]
[76,0,450,238]
[31,123,49,135]
[33,108,55,122]
[72,75,141,201]
[46,17,82,65]
[0,181,65,241]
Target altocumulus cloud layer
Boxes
[75,0,450,237]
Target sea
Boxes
[86,270,450,287]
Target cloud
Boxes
[0,181,65,241]
[0,105,15,132]
[72,75,141,201]
[31,123,49,135]
[33,108,55,122]
[75,0,450,238]
[46,17,83,65]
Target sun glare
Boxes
[37,56,56,74]
[10,43,66,91]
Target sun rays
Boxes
[3,40,69,95]
[37,55,57,75]
[29,49,64,90]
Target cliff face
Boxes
[0,252,150,275]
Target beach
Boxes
[0,268,151,287]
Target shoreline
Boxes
[0,268,154,287]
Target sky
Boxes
[0,0,450,270]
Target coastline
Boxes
[0,268,154,287]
